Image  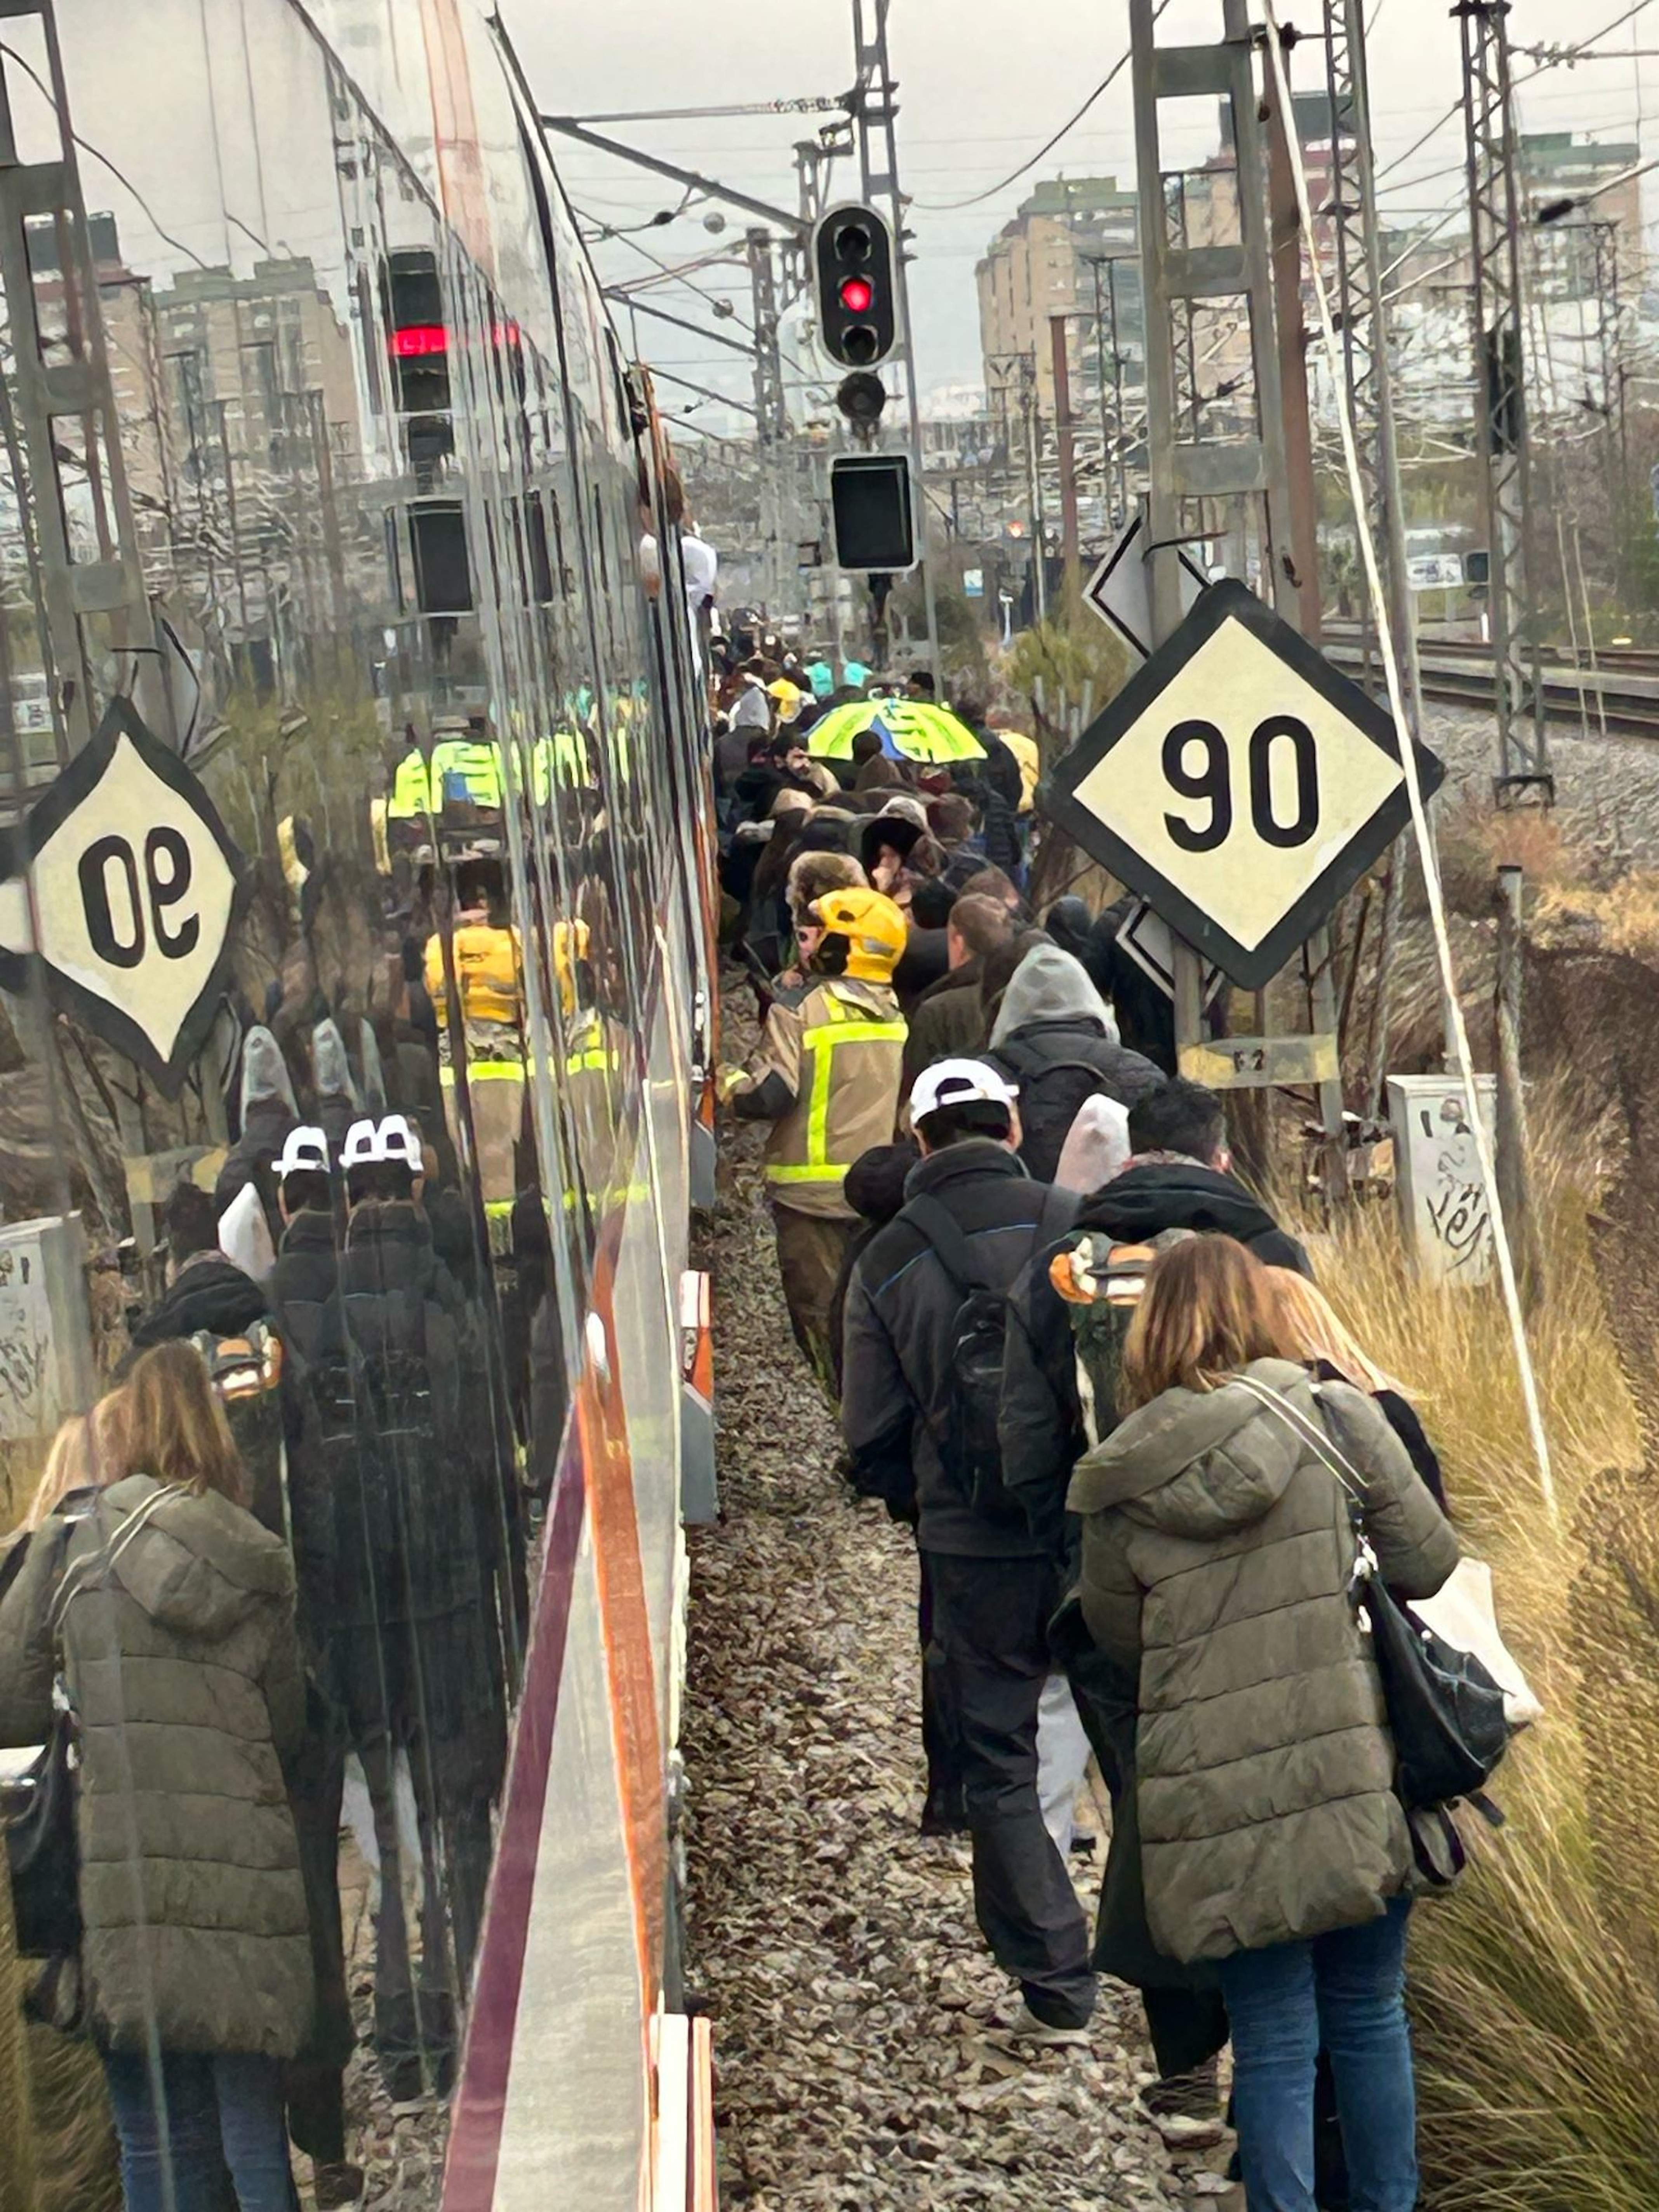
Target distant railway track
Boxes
[1321,629,1659,739]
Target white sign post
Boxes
[1386,1074,1498,1288]
[0,1215,94,1442]
[1047,580,1446,994]
[0,697,246,1096]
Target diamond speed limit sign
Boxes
[1044,581,1445,991]
[0,696,247,1094]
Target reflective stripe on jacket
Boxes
[731,977,906,1218]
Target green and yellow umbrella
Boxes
[805,697,987,765]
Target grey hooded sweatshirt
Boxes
[0,1475,313,2055]
[987,943,1163,1183]
[1068,1358,1458,1963]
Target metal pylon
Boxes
[745,228,793,617]
[1457,0,1550,802]
[0,0,160,774]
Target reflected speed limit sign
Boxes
[1044,580,1444,990]
[0,697,247,1094]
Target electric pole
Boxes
[1322,0,1433,1106]
[745,229,796,618]
[1457,0,1551,802]
[1050,313,1081,607]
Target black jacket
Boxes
[989,1018,1163,1183]
[129,1253,270,1353]
[999,1160,1315,1554]
[329,1202,483,1631]
[842,1142,1078,1558]
[828,1139,922,1399]
[270,1208,345,1368]
[214,1096,298,1228]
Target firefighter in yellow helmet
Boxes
[720,886,908,1387]
[424,854,525,1238]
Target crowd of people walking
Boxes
[714,666,1462,2212]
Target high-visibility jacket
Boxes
[388,748,432,820]
[530,730,593,805]
[729,977,906,1220]
[430,737,503,809]
[424,923,524,1037]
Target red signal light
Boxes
[838,276,875,315]
[390,324,448,358]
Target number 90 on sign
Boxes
[1163,715,1319,853]
[78,828,200,967]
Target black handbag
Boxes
[1234,1373,1511,1814]
[5,1690,82,1958]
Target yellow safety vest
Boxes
[388,749,432,820]
[763,988,907,1193]
[430,738,503,809]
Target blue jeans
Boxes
[102,2050,298,2212]
[1216,1897,1417,2212]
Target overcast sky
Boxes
[500,0,1655,430]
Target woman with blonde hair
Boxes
[1068,1235,1458,2212]
[1270,1268,1447,1509]
[0,1338,310,2209]
[17,1391,131,1534]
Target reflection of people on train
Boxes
[424,856,526,1236]
[253,1127,363,2206]
[330,1113,505,2096]
[311,1016,363,1157]
[129,1182,268,1356]
[216,1024,301,1234]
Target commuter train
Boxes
[0,3,716,2207]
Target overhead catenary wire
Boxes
[1261,4,1560,1528]
[913,0,1172,214]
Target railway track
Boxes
[1322,631,1659,738]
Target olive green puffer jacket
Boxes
[0,1474,313,2056]
[1067,1358,1459,1965]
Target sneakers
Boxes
[1006,2002,1092,2048]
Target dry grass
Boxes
[1306,1108,1659,2210]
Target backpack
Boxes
[901,1186,1071,1525]
[190,1320,287,1541]
[989,1034,1120,1184]
[1049,1227,1198,1445]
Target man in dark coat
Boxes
[332,1113,503,2064]
[841,1060,1091,2042]
[129,1181,269,1354]
[213,1024,301,1233]
[986,943,1163,1183]
[900,892,1014,1095]
[1000,1075,1314,1553]
[259,1127,361,2206]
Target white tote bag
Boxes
[1412,1558,1543,1730]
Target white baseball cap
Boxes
[908,1058,1020,1123]
[274,1126,330,1180]
[341,1113,423,1173]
